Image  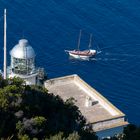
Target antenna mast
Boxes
[88,34,92,50]
[77,30,82,50]
[3,9,7,79]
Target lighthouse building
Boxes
[8,39,44,85]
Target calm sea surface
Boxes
[0,0,140,125]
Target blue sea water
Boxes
[0,0,140,125]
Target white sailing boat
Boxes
[65,30,97,60]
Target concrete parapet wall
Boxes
[91,117,125,131]
[73,75,123,116]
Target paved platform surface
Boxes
[47,81,113,123]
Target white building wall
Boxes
[8,73,37,85]
[92,117,125,131]
[24,76,36,85]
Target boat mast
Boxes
[88,34,92,50]
[3,9,7,79]
[77,30,82,50]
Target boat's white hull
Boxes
[69,53,90,59]
[67,49,96,60]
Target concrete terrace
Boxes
[44,75,128,132]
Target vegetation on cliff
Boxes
[0,76,97,140]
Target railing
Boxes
[7,66,45,80]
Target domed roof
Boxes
[10,39,35,59]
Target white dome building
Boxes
[8,39,44,85]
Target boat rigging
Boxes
[65,30,97,60]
